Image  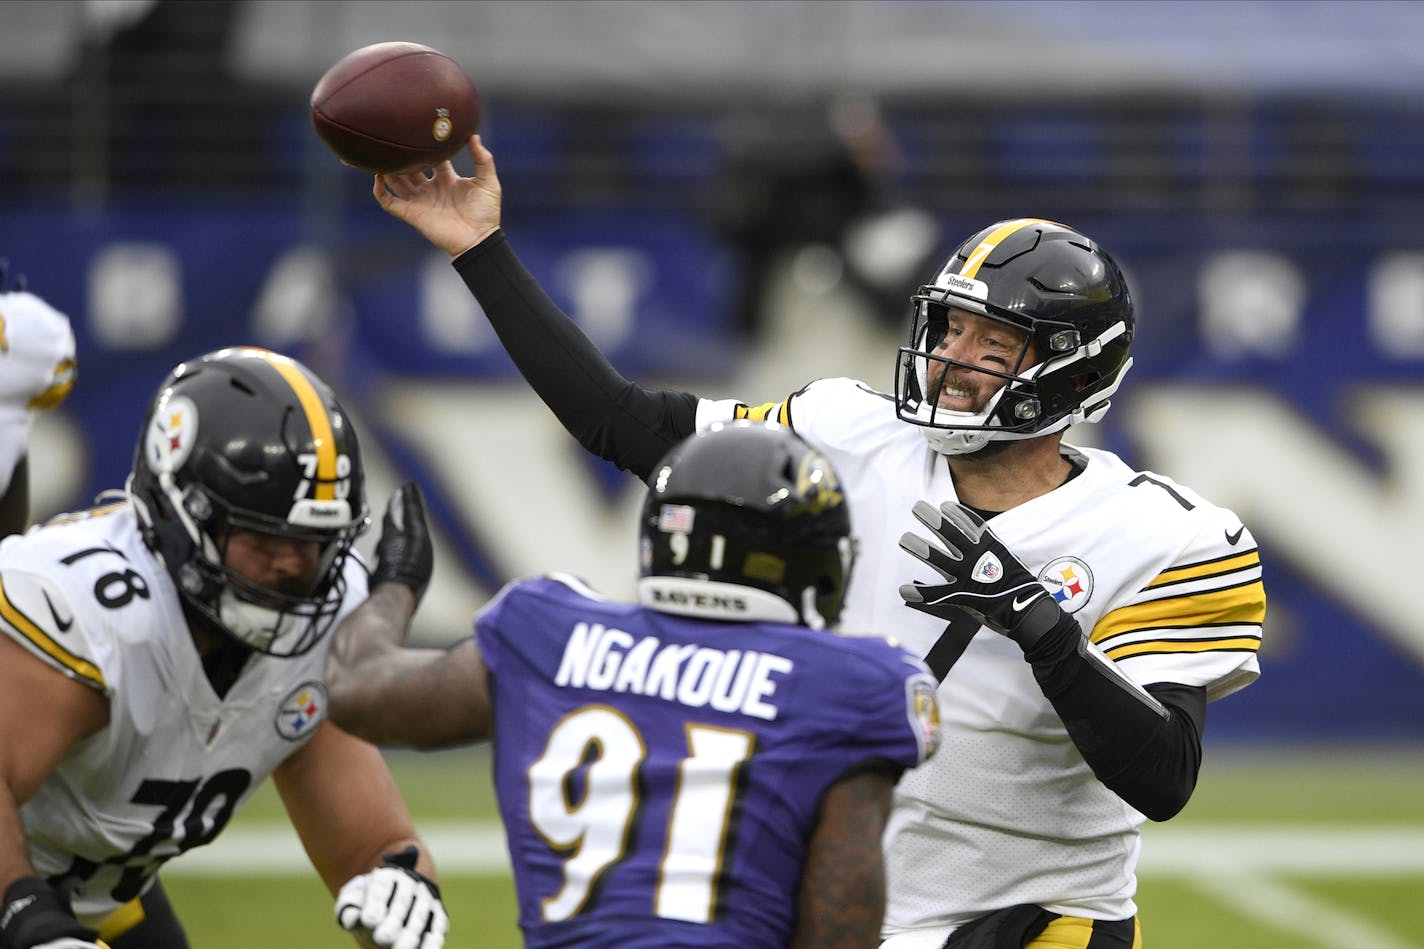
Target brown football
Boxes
[311,42,480,175]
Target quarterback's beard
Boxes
[948,436,1018,462]
[926,362,999,414]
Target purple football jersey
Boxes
[475,574,938,948]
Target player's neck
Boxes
[186,609,254,698]
[944,435,1073,514]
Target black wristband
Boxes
[0,876,96,949]
[381,845,441,900]
[1019,609,1084,670]
[1007,595,1072,651]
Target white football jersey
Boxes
[0,290,77,495]
[0,501,368,922]
[700,377,1264,931]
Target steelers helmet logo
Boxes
[275,681,326,740]
[1038,557,1093,614]
[432,109,453,143]
[145,394,199,475]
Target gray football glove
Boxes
[899,500,1066,651]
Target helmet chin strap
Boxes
[800,587,826,631]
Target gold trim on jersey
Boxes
[259,350,338,501]
[1090,579,1266,647]
[956,218,1058,279]
[1103,634,1261,661]
[28,357,77,410]
[98,897,146,941]
[0,575,106,689]
[733,400,790,426]
[1145,549,1260,590]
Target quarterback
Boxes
[0,267,77,536]
[0,348,447,949]
[374,137,1266,948]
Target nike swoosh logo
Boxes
[1011,593,1041,611]
[42,589,73,632]
[1225,526,1245,546]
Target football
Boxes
[311,42,480,175]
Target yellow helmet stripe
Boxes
[958,218,1058,279]
[0,576,106,689]
[258,349,338,501]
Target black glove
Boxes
[370,482,434,606]
[0,877,104,949]
[899,500,1068,651]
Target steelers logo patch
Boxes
[144,394,199,474]
[1038,557,1093,614]
[275,681,326,741]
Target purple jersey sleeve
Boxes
[474,574,937,949]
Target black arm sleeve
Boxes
[1022,614,1208,821]
[452,230,699,481]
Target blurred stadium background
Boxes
[3,1,1422,946]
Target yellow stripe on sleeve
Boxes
[1146,550,1260,589]
[260,351,337,501]
[28,357,77,410]
[0,576,106,689]
[733,401,790,426]
[1104,635,1262,661]
[1091,580,1266,644]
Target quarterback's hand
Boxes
[372,134,502,259]
[335,846,447,949]
[370,482,434,606]
[899,500,1066,651]
[0,877,108,949]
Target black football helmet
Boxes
[894,218,1135,455]
[128,347,369,657]
[638,421,854,630]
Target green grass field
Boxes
[160,744,1424,948]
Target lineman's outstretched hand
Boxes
[335,846,447,949]
[373,133,502,258]
[899,500,1066,651]
[0,877,109,949]
[370,482,434,607]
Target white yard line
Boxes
[167,821,511,875]
[168,822,1424,947]
[1178,867,1420,949]
[1140,824,1424,874]
[170,821,1424,876]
